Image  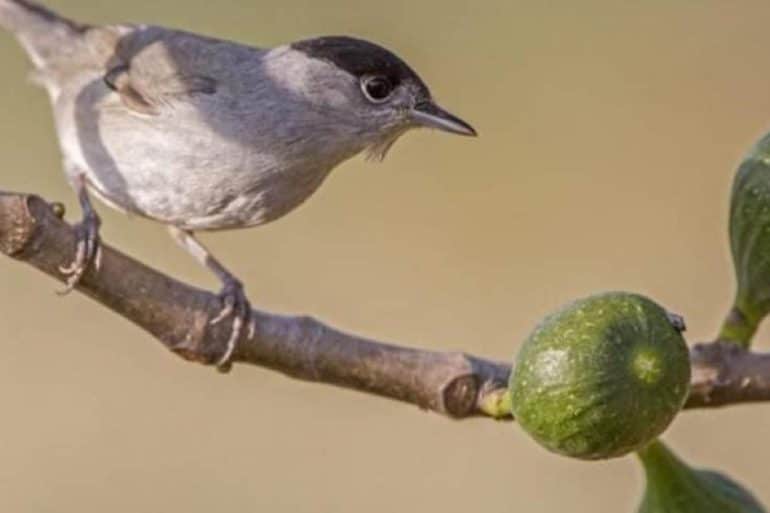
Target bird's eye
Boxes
[361,76,394,103]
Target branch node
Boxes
[441,373,479,418]
[169,333,211,364]
[0,193,36,257]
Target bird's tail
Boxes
[0,0,87,70]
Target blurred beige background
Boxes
[1,1,769,511]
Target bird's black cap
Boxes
[291,36,430,94]
[293,36,476,137]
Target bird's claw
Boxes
[211,277,256,371]
[58,212,102,295]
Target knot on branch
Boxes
[167,329,213,365]
[158,294,230,366]
[441,373,479,417]
[0,193,36,256]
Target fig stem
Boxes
[478,388,512,419]
[718,305,759,348]
[636,440,702,501]
[638,440,691,481]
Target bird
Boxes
[0,0,477,370]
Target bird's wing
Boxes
[104,63,217,115]
[101,26,230,115]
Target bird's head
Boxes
[266,36,476,162]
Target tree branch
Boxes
[1,191,768,419]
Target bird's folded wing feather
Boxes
[98,25,222,115]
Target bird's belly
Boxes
[156,164,333,231]
[56,96,334,230]
[90,157,333,231]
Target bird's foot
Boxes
[58,210,102,295]
[211,276,256,372]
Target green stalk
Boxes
[637,440,701,507]
[479,388,512,419]
[718,304,759,349]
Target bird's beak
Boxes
[411,102,477,137]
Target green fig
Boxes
[637,440,766,513]
[510,292,690,460]
[723,132,770,346]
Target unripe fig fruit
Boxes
[510,292,690,460]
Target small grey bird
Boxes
[0,0,476,368]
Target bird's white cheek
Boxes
[263,48,351,109]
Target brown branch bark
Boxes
[1,191,768,419]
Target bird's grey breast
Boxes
[54,26,353,231]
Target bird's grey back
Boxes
[0,1,267,94]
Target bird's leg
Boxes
[59,173,102,294]
[168,226,256,370]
